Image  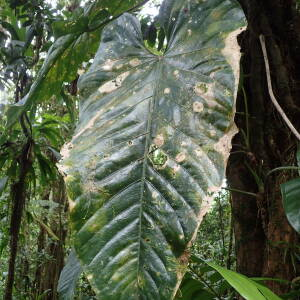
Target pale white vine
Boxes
[259,34,300,141]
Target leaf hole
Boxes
[148,145,168,167]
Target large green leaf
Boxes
[281,178,300,233]
[251,281,283,300]
[59,0,246,298]
[207,262,282,300]
[4,0,148,128]
[58,250,83,300]
[280,148,300,233]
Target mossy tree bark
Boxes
[228,0,300,294]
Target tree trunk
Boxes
[4,138,33,300]
[228,0,300,295]
[37,177,68,300]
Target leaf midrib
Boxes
[136,56,162,295]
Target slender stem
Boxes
[259,35,300,141]
[242,86,250,149]
[226,194,234,270]
[230,151,249,155]
[266,166,300,178]
[216,196,225,263]
[222,187,257,198]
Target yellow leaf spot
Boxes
[176,152,186,163]
[210,130,216,136]
[129,58,141,67]
[181,141,187,147]
[164,88,171,94]
[98,71,129,94]
[102,59,114,71]
[193,101,204,112]
[195,148,203,157]
[154,134,164,147]
[152,191,159,198]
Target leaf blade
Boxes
[280,178,300,233]
[207,262,266,300]
[60,0,247,298]
[0,177,8,196]
[4,0,148,128]
[58,250,83,300]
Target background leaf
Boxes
[251,281,283,300]
[58,250,83,300]
[0,177,8,196]
[281,178,300,233]
[4,0,148,128]
[280,146,300,233]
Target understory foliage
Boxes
[0,0,299,299]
